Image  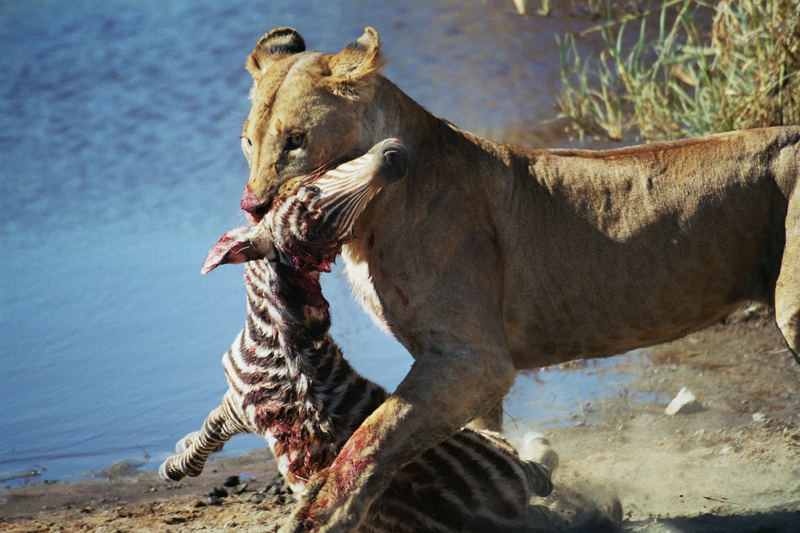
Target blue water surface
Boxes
[0,0,610,486]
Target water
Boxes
[0,0,619,487]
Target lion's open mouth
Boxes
[244,209,267,225]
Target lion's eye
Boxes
[284,133,306,152]
[241,136,253,158]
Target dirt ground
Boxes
[2,307,799,532]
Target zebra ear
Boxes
[202,226,275,274]
[246,27,306,79]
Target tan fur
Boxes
[238,27,800,532]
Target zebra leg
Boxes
[159,391,250,481]
[174,430,225,454]
[520,432,559,474]
[519,432,558,497]
[523,432,623,531]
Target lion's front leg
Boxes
[280,342,516,533]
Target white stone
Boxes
[665,387,701,415]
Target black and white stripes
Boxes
[160,139,562,531]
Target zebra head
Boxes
[202,138,408,274]
[270,137,408,271]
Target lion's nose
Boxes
[241,185,260,211]
[241,185,270,222]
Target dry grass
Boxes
[555,0,800,141]
[529,0,651,17]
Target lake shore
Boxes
[2,309,799,532]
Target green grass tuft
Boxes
[556,0,800,141]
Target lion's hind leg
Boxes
[776,189,800,364]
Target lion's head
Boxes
[240,27,386,222]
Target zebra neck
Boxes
[229,261,387,489]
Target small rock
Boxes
[665,387,702,415]
[232,483,248,495]
[262,477,289,496]
[223,475,240,487]
[204,495,223,506]
[752,412,766,423]
[207,486,228,498]
[249,493,265,504]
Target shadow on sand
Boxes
[627,509,800,533]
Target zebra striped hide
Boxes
[159,138,620,532]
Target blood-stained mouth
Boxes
[244,204,269,225]
[241,185,272,224]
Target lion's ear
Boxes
[246,27,306,79]
[325,27,384,99]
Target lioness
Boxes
[235,27,799,532]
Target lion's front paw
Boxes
[279,469,334,533]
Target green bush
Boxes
[556,0,800,141]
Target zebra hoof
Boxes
[520,431,559,473]
[159,459,184,482]
[158,461,171,481]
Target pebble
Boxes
[222,475,240,487]
[665,387,702,415]
[752,412,766,423]
[262,477,289,496]
[204,495,223,506]
[208,486,228,498]
[249,492,265,504]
